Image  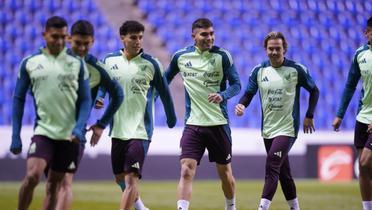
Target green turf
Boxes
[0,179,361,210]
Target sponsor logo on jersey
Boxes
[203,79,219,87]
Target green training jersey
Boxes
[165,46,241,126]
[336,44,372,124]
[245,59,316,138]
[16,48,89,140]
[102,49,174,140]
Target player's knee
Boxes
[24,172,41,186]
[181,163,196,180]
[60,178,72,192]
[266,154,282,173]
[359,157,372,174]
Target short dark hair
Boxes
[264,31,288,52]
[192,18,213,32]
[71,20,94,36]
[119,20,145,36]
[367,16,372,28]
[45,16,67,30]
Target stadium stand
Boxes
[0,0,371,129]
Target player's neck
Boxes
[124,49,140,61]
[270,59,284,68]
[45,48,63,57]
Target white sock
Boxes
[363,201,372,210]
[177,199,189,210]
[258,198,271,210]
[134,197,148,210]
[225,197,236,210]
[287,198,300,210]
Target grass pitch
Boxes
[0,179,361,210]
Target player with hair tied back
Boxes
[235,31,319,210]
[165,18,241,210]
[10,16,91,210]
[52,19,124,210]
[96,20,176,210]
[333,16,372,210]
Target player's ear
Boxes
[66,35,72,43]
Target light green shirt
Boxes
[336,44,372,124]
[245,59,316,138]
[165,45,241,126]
[103,50,166,140]
[20,48,88,140]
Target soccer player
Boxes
[9,16,91,210]
[53,20,124,210]
[332,16,372,210]
[165,18,241,210]
[97,20,176,210]
[235,31,319,210]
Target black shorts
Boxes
[180,124,232,165]
[111,138,150,178]
[354,121,372,150]
[28,135,80,173]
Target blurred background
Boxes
[0,0,371,182]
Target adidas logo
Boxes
[261,76,269,82]
[111,64,119,70]
[131,162,140,169]
[36,64,44,70]
[184,61,192,68]
[28,142,36,154]
[226,154,231,161]
[360,58,367,64]
[68,162,76,170]
[274,151,282,158]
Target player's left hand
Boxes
[88,124,104,146]
[303,117,315,134]
[10,135,22,155]
[208,93,223,104]
[367,124,372,133]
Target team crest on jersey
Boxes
[140,65,148,72]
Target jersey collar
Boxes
[120,48,144,61]
[40,47,67,58]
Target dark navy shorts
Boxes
[27,135,80,173]
[180,124,232,165]
[111,138,150,178]
[354,121,372,150]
